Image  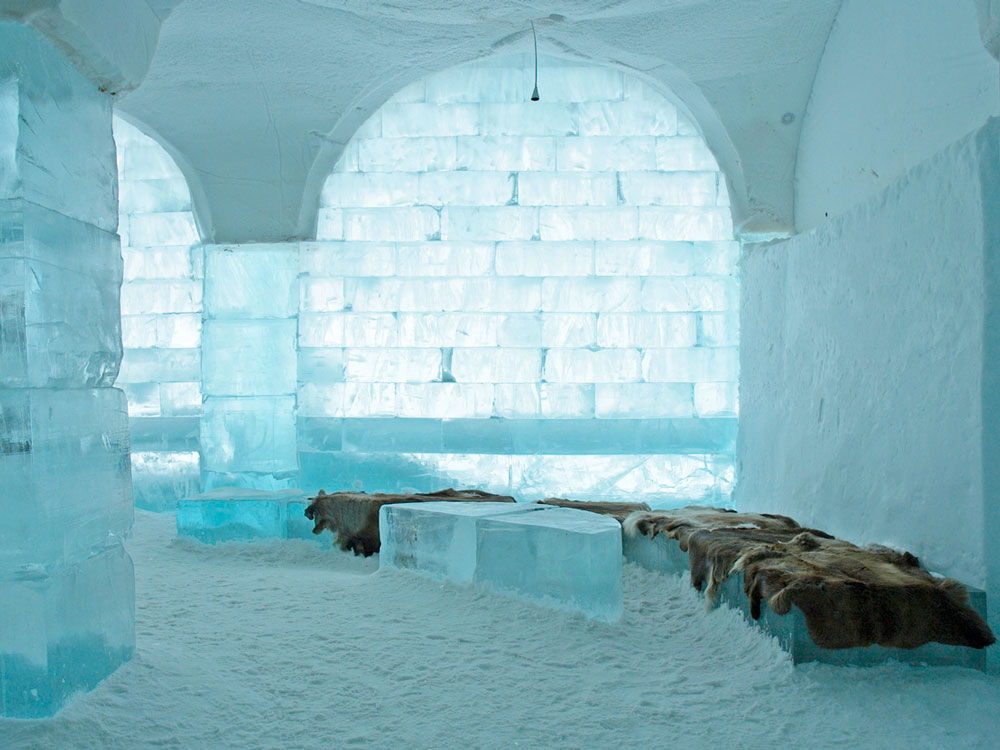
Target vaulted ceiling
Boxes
[114,0,844,243]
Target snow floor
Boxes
[4,509,1000,749]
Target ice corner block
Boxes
[379,501,623,622]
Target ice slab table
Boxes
[623,532,990,671]
[380,501,623,622]
[176,488,319,543]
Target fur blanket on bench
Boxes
[304,488,516,556]
[537,498,651,522]
[623,506,995,651]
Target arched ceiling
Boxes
[116,0,842,244]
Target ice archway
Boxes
[299,55,739,505]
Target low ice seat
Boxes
[622,531,990,670]
[176,488,316,543]
[380,501,623,621]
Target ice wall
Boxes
[298,56,738,505]
[740,119,1000,634]
[1,22,134,717]
[114,116,202,509]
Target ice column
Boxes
[200,243,300,490]
[1,23,134,717]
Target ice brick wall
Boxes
[303,56,738,506]
[113,116,201,509]
[1,22,133,717]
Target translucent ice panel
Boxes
[596,383,695,418]
[455,135,555,171]
[641,347,739,382]
[175,488,310,542]
[596,313,696,348]
[577,101,678,137]
[495,241,594,276]
[298,382,395,418]
[0,544,134,718]
[517,173,617,206]
[541,278,639,312]
[451,348,541,383]
[1,23,117,231]
[1,201,123,388]
[539,207,638,241]
[344,347,441,383]
[343,207,439,241]
[130,450,201,511]
[299,313,397,348]
[418,171,514,206]
[202,320,297,396]
[126,212,198,247]
[298,450,734,505]
[301,241,396,276]
[357,136,458,173]
[123,245,199,281]
[380,501,536,582]
[556,136,656,171]
[117,178,192,214]
[120,279,202,315]
[397,313,498,347]
[204,244,298,319]
[544,348,641,383]
[441,206,538,241]
[200,396,297,473]
[0,387,132,569]
[493,384,594,418]
[641,277,735,313]
[474,506,623,621]
[595,241,739,276]
[619,171,717,206]
[637,207,732,241]
[396,383,494,418]
[118,347,200,383]
[396,242,494,277]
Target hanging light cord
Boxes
[531,21,540,101]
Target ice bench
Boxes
[379,501,623,622]
[176,488,320,543]
[623,530,990,671]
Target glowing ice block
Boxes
[1,201,123,388]
[176,488,306,543]
[0,544,134,718]
[0,387,132,569]
[379,501,534,581]
[130,450,201,511]
[380,502,622,621]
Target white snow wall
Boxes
[794,0,1000,232]
[739,118,1000,635]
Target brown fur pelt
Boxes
[623,506,995,651]
[304,488,516,556]
[537,498,651,523]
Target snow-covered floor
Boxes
[4,510,1000,749]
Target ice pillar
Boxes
[200,243,300,490]
[0,22,134,717]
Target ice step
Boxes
[176,488,320,543]
[379,501,623,622]
[622,532,989,670]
